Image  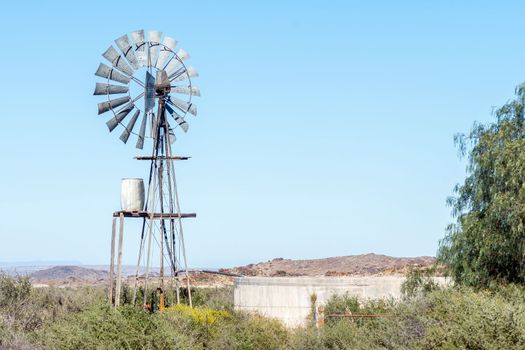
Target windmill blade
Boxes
[119,109,140,143]
[171,85,200,97]
[95,63,131,84]
[114,34,140,69]
[93,83,128,95]
[147,30,162,67]
[130,29,146,67]
[98,96,131,115]
[136,112,148,149]
[168,126,176,144]
[170,67,199,82]
[164,59,181,77]
[156,36,177,70]
[166,104,189,132]
[106,103,134,131]
[168,97,197,116]
[176,48,190,61]
[165,48,190,76]
[102,46,134,76]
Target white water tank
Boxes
[120,178,145,211]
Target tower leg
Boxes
[180,233,193,308]
[115,213,125,307]
[160,224,164,289]
[109,217,116,304]
[132,223,146,305]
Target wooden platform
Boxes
[134,156,191,161]
[113,210,196,219]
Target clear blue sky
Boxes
[0,1,523,267]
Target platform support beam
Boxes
[115,213,124,307]
[108,217,116,304]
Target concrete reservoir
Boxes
[234,276,450,328]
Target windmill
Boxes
[93,29,200,308]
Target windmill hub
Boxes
[155,70,171,96]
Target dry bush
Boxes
[2,273,525,350]
[293,286,525,350]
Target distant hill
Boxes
[222,253,436,277]
[18,254,437,283]
[0,260,82,267]
[30,266,108,282]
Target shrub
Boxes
[322,293,393,327]
[164,303,231,326]
[401,267,441,298]
[207,313,290,350]
[0,274,31,308]
[181,286,234,311]
[34,304,195,350]
[0,273,104,334]
[294,286,525,350]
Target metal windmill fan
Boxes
[94,29,200,149]
[94,29,201,309]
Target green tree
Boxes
[439,85,525,287]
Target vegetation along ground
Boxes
[1,272,525,349]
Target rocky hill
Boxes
[30,266,108,282]
[24,254,437,286]
[222,253,436,277]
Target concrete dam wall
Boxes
[234,276,450,327]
